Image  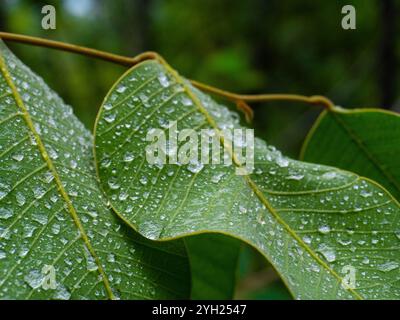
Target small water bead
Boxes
[239,206,247,214]
[187,161,204,173]
[322,172,337,179]
[139,176,148,185]
[100,158,111,169]
[123,152,135,163]
[318,225,331,234]
[377,261,399,272]
[157,73,170,88]
[107,253,116,263]
[43,171,54,184]
[337,238,352,246]
[86,209,98,219]
[317,244,336,262]
[302,236,312,244]
[104,113,116,123]
[181,97,193,106]
[116,85,127,93]
[16,192,26,206]
[0,208,13,219]
[24,270,45,289]
[286,174,304,181]
[119,192,128,201]
[276,157,289,168]
[0,182,11,200]
[0,250,6,260]
[70,160,77,169]
[103,103,112,111]
[108,179,120,190]
[85,249,98,272]
[211,172,224,183]
[32,212,48,225]
[48,148,58,160]
[23,224,37,238]
[139,93,150,106]
[52,224,61,235]
[360,190,373,198]
[362,257,370,264]
[12,153,24,162]
[33,186,46,199]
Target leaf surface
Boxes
[95,60,400,299]
[0,41,190,299]
[185,234,241,299]
[301,108,400,201]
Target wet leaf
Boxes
[301,108,400,201]
[0,41,190,299]
[95,59,400,300]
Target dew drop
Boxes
[116,85,127,93]
[33,186,46,199]
[322,172,337,179]
[0,208,13,219]
[158,73,170,88]
[317,244,336,262]
[211,172,224,183]
[377,261,399,272]
[181,97,193,106]
[286,174,304,181]
[119,191,128,201]
[0,182,11,200]
[103,103,112,110]
[276,157,289,168]
[302,236,312,244]
[24,270,44,289]
[104,113,116,123]
[318,225,331,234]
[187,161,204,173]
[70,160,77,169]
[108,179,120,190]
[12,153,24,162]
[360,190,372,198]
[139,176,148,185]
[123,152,135,163]
[53,285,71,300]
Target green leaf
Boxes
[0,41,190,299]
[185,234,241,299]
[95,59,400,300]
[301,108,400,201]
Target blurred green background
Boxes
[1,0,398,299]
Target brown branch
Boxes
[0,31,336,115]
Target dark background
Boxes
[1,0,398,299]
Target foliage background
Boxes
[0,0,398,299]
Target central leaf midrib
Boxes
[159,61,363,300]
[0,52,114,299]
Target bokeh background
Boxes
[1,0,398,299]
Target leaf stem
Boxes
[190,79,335,111]
[0,31,158,66]
[0,31,335,118]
